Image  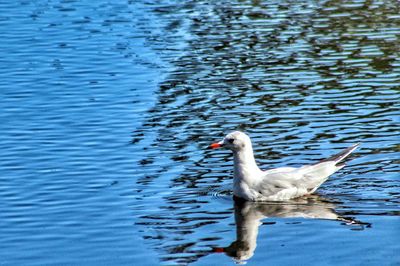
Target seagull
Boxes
[209,131,359,201]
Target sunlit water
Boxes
[1,0,399,265]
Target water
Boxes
[0,0,399,265]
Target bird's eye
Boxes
[227,138,234,144]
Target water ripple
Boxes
[132,0,400,264]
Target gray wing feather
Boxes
[257,143,360,199]
[316,143,360,165]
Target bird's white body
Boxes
[210,131,359,201]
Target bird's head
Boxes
[209,131,251,152]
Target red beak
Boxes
[209,143,222,149]
[212,247,225,253]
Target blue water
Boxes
[1,0,399,265]
[0,1,164,264]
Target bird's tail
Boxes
[315,143,360,168]
[298,143,360,193]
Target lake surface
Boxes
[1,0,399,265]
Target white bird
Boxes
[209,131,359,201]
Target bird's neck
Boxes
[233,145,262,183]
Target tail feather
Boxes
[316,143,360,166]
[298,143,360,193]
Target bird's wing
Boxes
[262,167,297,175]
[260,161,339,194]
[295,143,360,191]
[261,143,360,193]
[257,170,306,200]
[258,164,337,200]
[256,143,360,200]
[316,143,360,166]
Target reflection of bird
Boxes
[209,131,359,201]
[213,196,366,263]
